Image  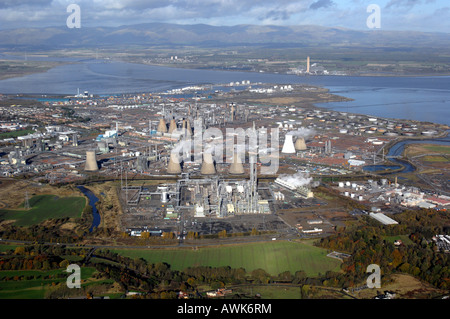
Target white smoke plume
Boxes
[287,127,316,139]
[278,172,312,188]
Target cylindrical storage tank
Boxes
[158,186,169,203]
[344,192,349,197]
[338,182,344,188]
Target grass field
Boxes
[0,129,35,139]
[383,235,414,245]
[0,244,19,253]
[113,241,342,276]
[0,267,97,299]
[0,195,85,226]
[405,144,450,157]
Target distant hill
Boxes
[1,23,449,50]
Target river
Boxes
[76,186,101,232]
[363,131,450,174]
[0,59,449,125]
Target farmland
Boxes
[0,267,98,299]
[0,195,86,226]
[113,240,342,276]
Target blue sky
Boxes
[0,0,448,32]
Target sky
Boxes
[0,0,448,32]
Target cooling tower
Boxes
[84,150,99,171]
[157,118,167,133]
[229,152,244,175]
[201,152,216,175]
[168,119,177,134]
[294,137,307,151]
[282,134,296,154]
[167,151,182,174]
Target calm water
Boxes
[363,131,450,173]
[76,185,100,233]
[0,59,449,124]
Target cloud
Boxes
[309,0,335,10]
[385,0,435,9]
[0,0,53,9]
[0,0,447,32]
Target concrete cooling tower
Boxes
[294,137,307,151]
[167,152,182,174]
[282,134,296,154]
[229,152,244,175]
[84,150,99,171]
[201,152,216,175]
[157,118,167,133]
[168,119,177,134]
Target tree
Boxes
[59,260,70,269]
[218,230,227,238]
[14,246,26,255]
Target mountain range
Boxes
[1,23,449,50]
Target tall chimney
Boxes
[85,150,99,171]
[306,56,310,73]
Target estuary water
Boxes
[0,59,449,125]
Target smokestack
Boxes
[282,134,296,154]
[306,56,310,73]
[229,152,244,175]
[201,152,216,175]
[167,151,182,174]
[157,118,167,133]
[294,137,307,151]
[85,150,99,171]
[168,119,177,134]
[182,119,192,136]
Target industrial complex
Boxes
[0,82,449,241]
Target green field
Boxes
[0,129,35,139]
[383,235,414,245]
[0,267,97,299]
[0,195,86,226]
[113,241,342,276]
[0,244,19,253]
